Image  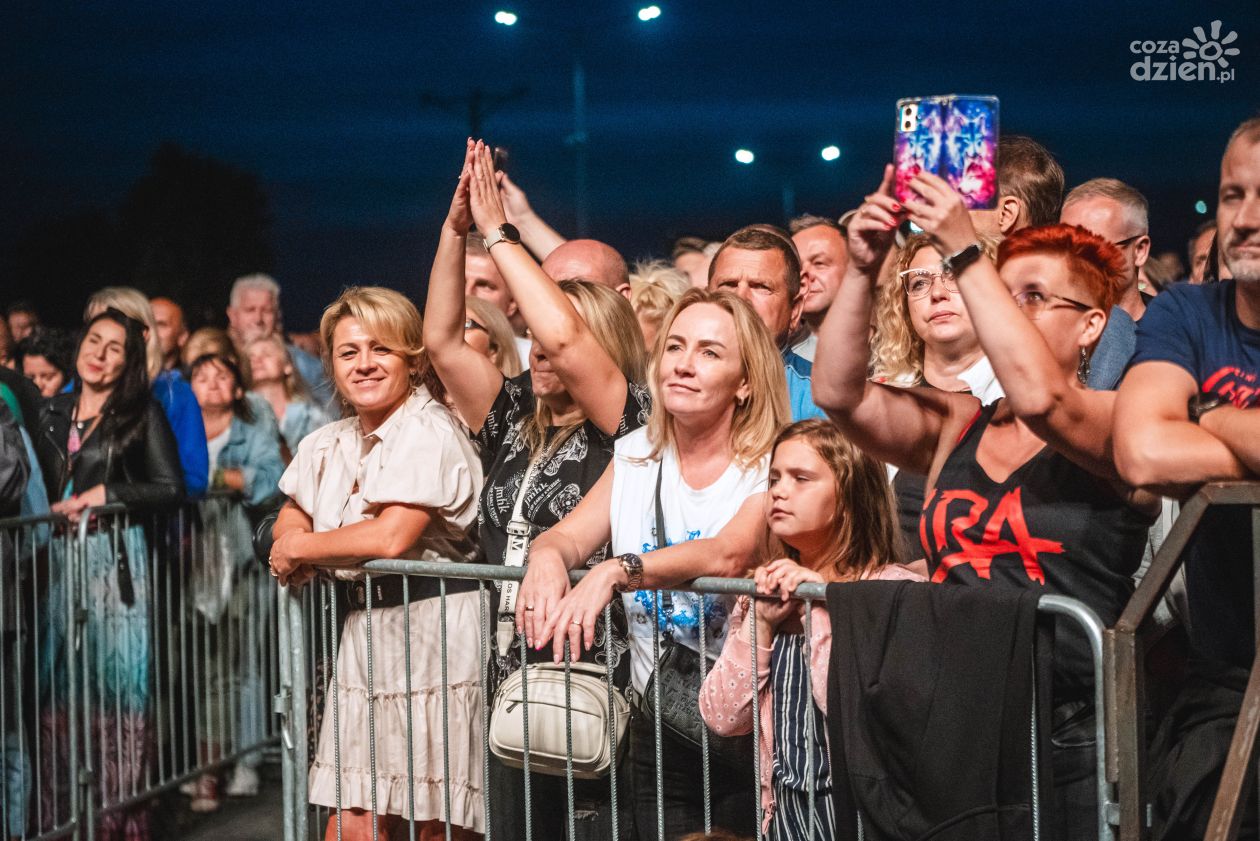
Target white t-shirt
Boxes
[514,335,532,370]
[610,427,769,694]
[206,426,231,472]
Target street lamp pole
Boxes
[570,56,590,236]
[496,6,660,238]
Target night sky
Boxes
[3,1,1258,329]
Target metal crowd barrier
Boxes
[1107,481,1260,841]
[0,492,281,840]
[277,559,1112,841]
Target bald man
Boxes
[150,297,189,371]
[540,239,631,298]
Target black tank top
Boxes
[921,401,1153,697]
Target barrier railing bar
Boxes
[1108,482,1260,841]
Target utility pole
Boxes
[420,86,528,138]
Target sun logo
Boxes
[1182,20,1241,69]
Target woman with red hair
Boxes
[812,167,1159,839]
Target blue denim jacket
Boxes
[279,400,332,455]
[215,416,285,508]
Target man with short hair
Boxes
[672,236,718,288]
[1060,177,1152,389]
[788,214,849,362]
[150,297,189,371]
[1113,115,1260,840]
[972,135,1065,237]
[707,224,824,420]
[540,239,631,298]
[465,232,532,367]
[1187,219,1225,284]
[226,274,332,405]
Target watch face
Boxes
[500,223,521,243]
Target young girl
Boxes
[699,419,925,839]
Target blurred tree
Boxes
[120,142,272,324]
[4,143,272,330]
[5,209,125,327]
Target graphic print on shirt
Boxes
[631,527,729,640]
[1201,365,1260,408]
[920,485,1065,584]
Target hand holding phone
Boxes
[895,95,998,210]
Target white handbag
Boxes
[489,661,630,779]
[488,440,629,778]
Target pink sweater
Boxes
[697,564,926,832]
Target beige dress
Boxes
[279,387,486,830]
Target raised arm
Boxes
[499,171,567,259]
[812,165,974,474]
[468,140,631,435]
[423,140,506,434]
[903,171,1123,480]
[1115,361,1253,497]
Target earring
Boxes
[1077,347,1090,385]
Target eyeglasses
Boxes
[1012,290,1095,319]
[1113,233,1146,249]
[464,318,486,332]
[899,268,959,299]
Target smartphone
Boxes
[492,145,510,174]
[895,95,998,210]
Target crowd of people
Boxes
[1,116,1257,841]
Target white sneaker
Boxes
[224,764,260,798]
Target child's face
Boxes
[766,438,838,553]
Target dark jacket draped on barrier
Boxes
[825,580,1052,841]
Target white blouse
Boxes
[278,386,483,580]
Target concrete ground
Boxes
[153,764,285,841]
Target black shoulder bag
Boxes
[640,464,754,766]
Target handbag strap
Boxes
[653,462,676,642]
[496,440,552,656]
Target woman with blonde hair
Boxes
[425,139,648,838]
[269,286,485,840]
[700,419,924,838]
[85,286,209,496]
[182,328,237,370]
[869,233,1001,564]
[246,334,331,457]
[525,286,790,838]
[462,295,522,377]
[629,259,691,349]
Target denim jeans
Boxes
[630,710,756,841]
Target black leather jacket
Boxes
[36,393,185,512]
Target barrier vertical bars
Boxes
[440,578,452,841]
[478,583,491,841]
[603,601,619,841]
[749,595,763,841]
[402,576,415,840]
[365,575,378,841]
[518,632,533,841]
[652,591,664,841]
[563,639,575,841]
[803,595,818,839]
[697,602,712,835]
[278,581,294,841]
[331,579,343,841]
